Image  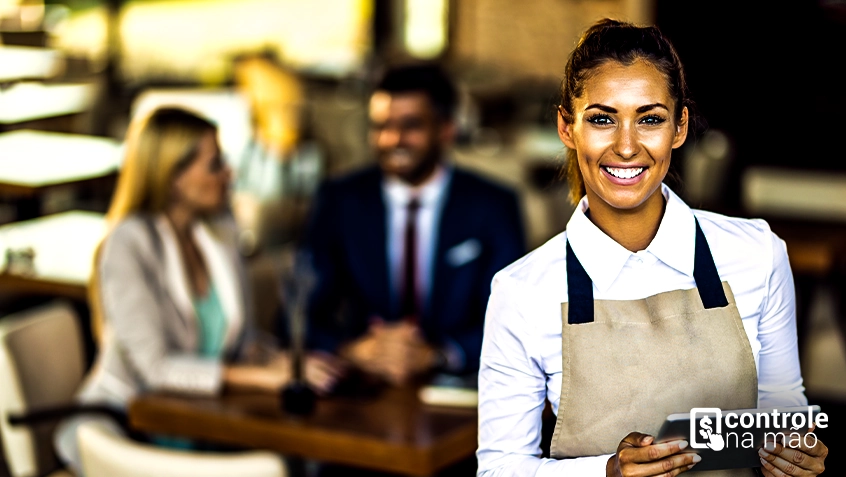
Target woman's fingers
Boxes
[612,434,699,477]
[304,353,349,392]
[305,366,337,393]
[630,452,699,476]
[308,352,346,377]
[759,449,810,476]
[620,432,653,448]
[759,437,826,476]
[622,439,689,464]
[614,452,698,477]
[796,432,828,459]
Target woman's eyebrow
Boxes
[583,103,670,113]
[636,103,669,113]
[584,104,616,113]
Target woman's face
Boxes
[171,130,231,215]
[558,59,688,213]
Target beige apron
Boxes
[550,220,758,476]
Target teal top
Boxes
[194,284,227,358]
[153,285,226,451]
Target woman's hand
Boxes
[606,433,700,477]
[758,425,827,476]
[269,351,346,394]
[223,364,290,392]
[303,351,346,394]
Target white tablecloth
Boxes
[0,211,106,285]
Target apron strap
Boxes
[566,217,729,324]
[692,218,729,309]
[566,240,594,324]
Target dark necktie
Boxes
[400,197,421,319]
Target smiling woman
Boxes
[558,58,688,252]
[476,19,830,477]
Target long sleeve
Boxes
[99,223,222,395]
[756,229,807,408]
[477,272,610,477]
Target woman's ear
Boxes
[557,108,577,150]
[672,106,689,149]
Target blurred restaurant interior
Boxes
[1,0,845,475]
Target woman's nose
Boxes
[613,124,639,159]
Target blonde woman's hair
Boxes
[106,108,217,224]
[90,108,217,341]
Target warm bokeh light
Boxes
[0,130,121,186]
[0,45,62,81]
[404,0,448,59]
[49,0,372,82]
[0,82,96,123]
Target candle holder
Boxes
[280,250,317,415]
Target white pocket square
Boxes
[446,239,482,267]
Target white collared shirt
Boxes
[382,166,452,313]
[477,184,806,477]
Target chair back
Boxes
[0,301,85,477]
[77,422,287,477]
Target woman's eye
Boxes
[639,115,666,125]
[586,114,613,125]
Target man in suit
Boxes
[304,64,525,384]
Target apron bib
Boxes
[550,219,758,476]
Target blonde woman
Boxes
[55,108,341,474]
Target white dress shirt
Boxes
[477,184,806,477]
[382,165,451,314]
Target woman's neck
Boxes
[164,205,195,239]
[585,189,666,252]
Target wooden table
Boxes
[0,211,106,300]
[129,386,478,476]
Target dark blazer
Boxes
[302,165,525,373]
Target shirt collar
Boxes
[382,164,451,208]
[647,185,696,278]
[565,184,696,292]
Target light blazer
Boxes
[77,212,254,408]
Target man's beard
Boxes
[380,144,441,185]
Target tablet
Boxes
[656,405,823,471]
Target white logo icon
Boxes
[691,408,725,451]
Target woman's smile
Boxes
[601,165,647,184]
[558,58,688,215]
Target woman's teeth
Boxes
[603,166,644,179]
